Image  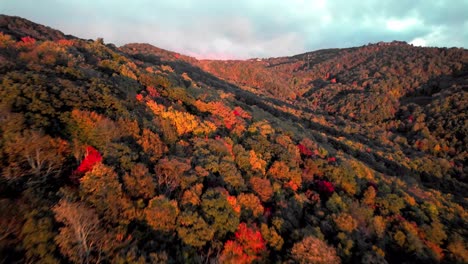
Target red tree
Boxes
[220,223,266,263]
[74,146,102,176]
[298,144,313,156]
[317,180,335,195]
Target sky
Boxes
[2,0,467,59]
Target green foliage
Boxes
[21,209,60,264]
[177,211,214,248]
[201,188,240,239]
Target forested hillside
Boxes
[0,15,467,264]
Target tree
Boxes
[177,211,214,248]
[137,128,167,163]
[53,200,105,264]
[122,163,155,199]
[291,236,341,264]
[73,146,102,177]
[2,130,69,184]
[220,223,266,263]
[260,223,284,251]
[201,188,239,239]
[237,193,264,219]
[144,195,179,232]
[249,177,273,202]
[21,209,60,264]
[80,163,134,223]
[154,157,190,195]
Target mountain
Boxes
[0,15,467,264]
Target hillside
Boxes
[0,15,467,264]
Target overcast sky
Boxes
[2,0,467,59]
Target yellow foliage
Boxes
[249,150,266,175]
[238,193,264,217]
[333,213,357,233]
[147,101,216,136]
[0,32,15,48]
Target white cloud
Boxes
[2,0,467,58]
[410,38,427,46]
[386,18,420,31]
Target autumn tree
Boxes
[20,209,60,264]
[249,176,274,202]
[177,211,214,248]
[2,130,69,184]
[291,236,341,264]
[53,200,106,264]
[68,109,121,149]
[220,223,266,263]
[237,193,264,219]
[72,146,102,180]
[260,223,284,251]
[137,128,167,163]
[201,188,239,240]
[122,163,156,199]
[80,163,134,222]
[144,195,179,232]
[154,157,191,195]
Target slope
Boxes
[0,15,467,264]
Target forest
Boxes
[0,15,467,263]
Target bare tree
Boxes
[53,200,104,264]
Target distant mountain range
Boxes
[0,14,467,264]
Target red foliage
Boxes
[327,157,336,163]
[316,180,335,195]
[285,180,299,191]
[21,36,36,44]
[408,115,414,123]
[146,86,160,98]
[298,144,313,156]
[221,240,251,264]
[325,72,330,79]
[233,106,252,119]
[174,53,180,59]
[75,146,102,175]
[235,223,266,255]
[221,223,266,263]
[17,36,36,49]
[330,78,337,83]
[136,94,144,102]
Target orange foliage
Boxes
[57,39,74,46]
[220,223,266,263]
[227,195,241,215]
[249,150,266,175]
[250,177,273,202]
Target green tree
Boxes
[177,211,214,248]
[201,188,240,239]
[21,209,60,264]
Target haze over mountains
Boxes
[0,15,467,264]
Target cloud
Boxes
[2,0,467,59]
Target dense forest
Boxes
[0,15,467,264]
